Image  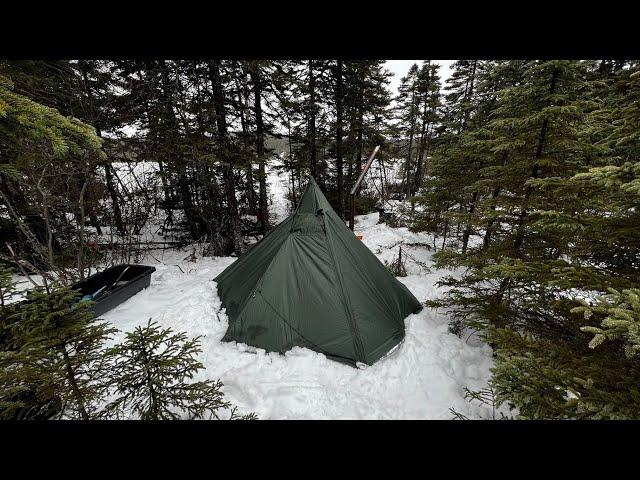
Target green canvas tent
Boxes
[214,177,422,367]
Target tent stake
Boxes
[349,145,380,231]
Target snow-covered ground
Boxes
[12,163,499,419]
[97,167,496,419]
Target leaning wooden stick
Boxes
[349,145,380,231]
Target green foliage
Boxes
[0,264,15,308]
[418,60,640,418]
[0,265,18,352]
[0,63,108,276]
[0,285,116,419]
[104,319,256,420]
[574,288,640,358]
[1,291,256,420]
[488,327,640,419]
[0,73,104,161]
[393,61,442,198]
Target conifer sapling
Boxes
[0,285,116,419]
[104,319,256,420]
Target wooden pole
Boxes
[349,145,380,231]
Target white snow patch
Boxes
[266,156,293,224]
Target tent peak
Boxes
[295,176,331,216]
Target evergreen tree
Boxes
[0,285,116,419]
[394,63,422,197]
[104,320,256,420]
[406,60,474,247]
[410,61,441,196]
[425,60,640,419]
[576,287,640,358]
[0,69,106,276]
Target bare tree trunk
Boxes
[236,84,256,215]
[379,153,387,200]
[355,64,364,182]
[103,162,125,235]
[461,191,478,253]
[249,62,269,234]
[77,176,89,280]
[209,60,243,255]
[79,65,123,236]
[460,60,480,253]
[346,128,355,213]
[177,170,201,240]
[413,96,429,196]
[36,165,56,270]
[335,60,344,218]
[403,82,418,197]
[482,186,502,250]
[308,60,317,179]
[287,121,297,206]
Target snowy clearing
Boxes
[11,166,497,419]
[96,179,496,419]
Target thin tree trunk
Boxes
[346,128,355,213]
[209,60,243,255]
[287,122,297,206]
[177,171,201,240]
[482,188,502,250]
[78,66,118,236]
[308,60,317,179]
[460,59,477,131]
[249,63,269,234]
[379,153,387,200]
[403,81,418,197]
[103,162,125,235]
[61,344,89,420]
[141,343,160,419]
[355,64,364,182]
[413,93,429,196]
[461,191,478,253]
[513,65,559,252]
[460,61,480,252]
[36,166,56,270]
[237,85,256,215]
[77,177,89,280]
[335,60,344,218]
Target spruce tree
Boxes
[104,320,256,420]
[0,285,116,419]
[407,60,485,247]
[394,63,422,197]
[426,60,640,419]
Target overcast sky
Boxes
[384,60,455,96]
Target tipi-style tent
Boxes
[214,177,422,367]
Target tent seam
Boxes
[322,213,367,364]
[225,233,293,331]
